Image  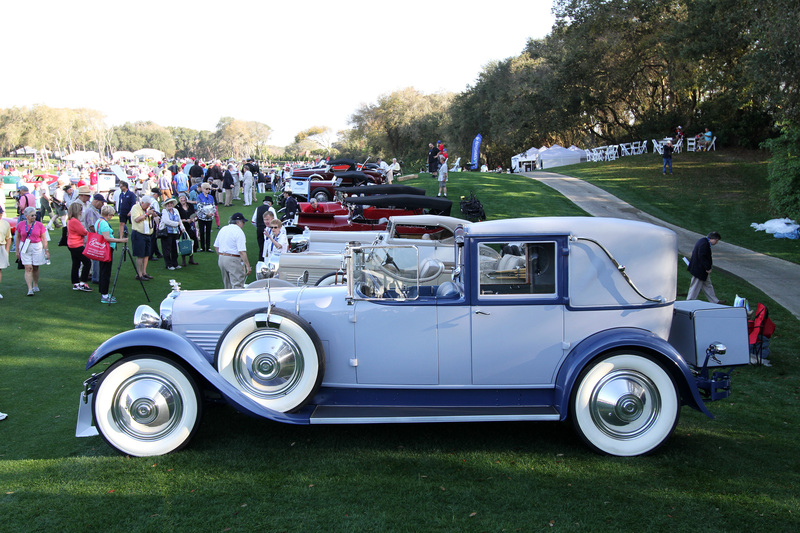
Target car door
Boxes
[353,300,439,385]
[470,239,566,385]
[351,245,439,385]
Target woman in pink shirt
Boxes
[66,202,92,292]
[16,207,50,296]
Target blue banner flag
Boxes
[470,134,483,170]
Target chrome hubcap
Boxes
[233,330,303,399]
[111,374,183,441]
[590,370,661,440]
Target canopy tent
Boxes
[511,146,540,172]
[63,150,101,161]
[133,148,165,160]
[537,144,585,169]
[13,146,39,156]
[112,150,136,160]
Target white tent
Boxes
[13,146,38,155]
[538,144,585,169]
[112,150,136,161]
[133,148,165,160]
[64,150,101,161]
[511,146,540,172]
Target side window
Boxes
[478,241,556,297]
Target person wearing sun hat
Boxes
[158,197,185,271]
[77,185,93,217]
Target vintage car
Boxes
[77,217,746,457]
[289,159,385,203]
[285,193,452,234]
[2,217,18,234]
[262,215,467,286]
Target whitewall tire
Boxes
[93,356,201,457]
[216,308,324,413]
[571,353,680,456]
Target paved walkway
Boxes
[523,171,800,319]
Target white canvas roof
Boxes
[538,144,585,169]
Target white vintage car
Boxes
[78,217,747,457]
[256,215,466,287]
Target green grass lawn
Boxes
[2,170,799,531]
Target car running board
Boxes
[308,405,559,424]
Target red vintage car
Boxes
[289,194,452,233]
[2,217,18,234]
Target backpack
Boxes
[460,191,486,222]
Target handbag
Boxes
[18,220,32,254]
[83,222,111,262]
[177,232,194,256]
[156,223,170,238]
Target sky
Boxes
[3,0,556,147]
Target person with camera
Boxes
[130,196,157,281]
[196,183,216,251]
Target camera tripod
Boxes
[108,229,150,304]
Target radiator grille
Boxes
[185,330,222,355]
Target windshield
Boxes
[351,246,420,299]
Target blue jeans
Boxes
[662,157,672,174]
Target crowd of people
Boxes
[1,150,420,298]
[1,155,330,299]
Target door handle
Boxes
[475,310,490,316]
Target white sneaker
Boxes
[167,266,176,271]
[0,293,3,299]
[73,283,81,291]
[27,289,35,296]
[33,286,40,292]
[0,412,7,421]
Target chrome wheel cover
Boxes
[233,330,304,399]
[111,373,184,441]
[589,370,661,440]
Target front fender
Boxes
[554,328,713,420]
[86,329,309,425]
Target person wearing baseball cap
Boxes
[213,212,251,289]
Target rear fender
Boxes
[554,328,713,420]
[86,329,309,425]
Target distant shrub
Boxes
[763,125,800,220]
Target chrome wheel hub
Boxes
[112,374,183,440]
[233,330,304,399]
[590,370,661,440]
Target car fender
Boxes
[86,328,310,425]
[554,327,713,420]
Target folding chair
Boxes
[708,136,717,151]
[686,138,696,152]
[631,141,640,155]
[652,139,663,155]
[606,145,619,161]
[673,138,683,154]
[620,143,631,156]
[748,303,776,365]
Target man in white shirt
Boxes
[214,212,251,289]
[387,157,400,184]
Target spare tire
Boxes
[215,307,325,413]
